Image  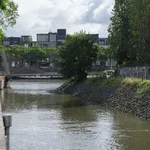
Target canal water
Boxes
[1,80,150,150]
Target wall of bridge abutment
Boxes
[0,76,5,90]
[0,76,10,90]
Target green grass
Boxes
[121,78,141,87]
[89,76,150,94]
[136,80,150,94]
[100,77,122,87]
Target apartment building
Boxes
[37,32,57,47]
[48,32,57,47]
[2,31,110,50]
[21,35,32,47]
[90,34,99,43]
[2,37,21,46]
[2,36,33,47]
[37,34,49,47]
[37,29,66,47]
[99,38,109,47]
[57,29,66,46]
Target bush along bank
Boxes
[58,77,150,121]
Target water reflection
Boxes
[113,113,150,150]
[2,90,73,111]
[1,80,150,150]
[61,105,120,150]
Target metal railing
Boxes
[119,66,150,79]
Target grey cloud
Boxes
[79,0,111,25]
[5,0,114,40]
[83,0,101,22]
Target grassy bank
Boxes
[59,77,150,121]
[89,77,150,94]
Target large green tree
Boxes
[6,45,26,60]
[109,0,150,65]
[45,47,59,69]
[25,45,45,67]
[97,46,113,61]
[129,0,150,63]
[108,0,131,65]
[59,31,99,81]
[0,0,18,41]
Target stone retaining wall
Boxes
[60,81,150,121]
[0,76,5,90]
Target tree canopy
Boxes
[3,45,59,68]
[59,31,99,81]
[97,46,112,61]
[109,0,150,65]
[0,0,18,41]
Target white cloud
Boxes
[5,0,114,40]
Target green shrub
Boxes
[136,80,150,94]
[121,78,141,87]
[100,77,122,87]
[88,75,150,94]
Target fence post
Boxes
[138,67,139,78]
[145,66,147,79]
[148,67,149,79]
[136,66,138,78]
[130,68,132,77]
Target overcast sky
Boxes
[5,0,114,40]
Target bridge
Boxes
[12,73,64,79]
[10,71,101,80]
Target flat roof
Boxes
[37,34,48,35]
[21,35,32,37]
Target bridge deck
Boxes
[12,73,64,79]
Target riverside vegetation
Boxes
[57,0,150,121]
[109,0,150,65]
[58,77,150,121]
[0,0,18,41]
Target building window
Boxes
[43,43,48,47]
[24,44,29,48]
[37,34,48,42]
[99,40,105,45]
[100,61,105,67]
[49,34,56,41]
[3,41,10,46]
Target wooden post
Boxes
[4,76,11,89]
[0,76,5,90]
